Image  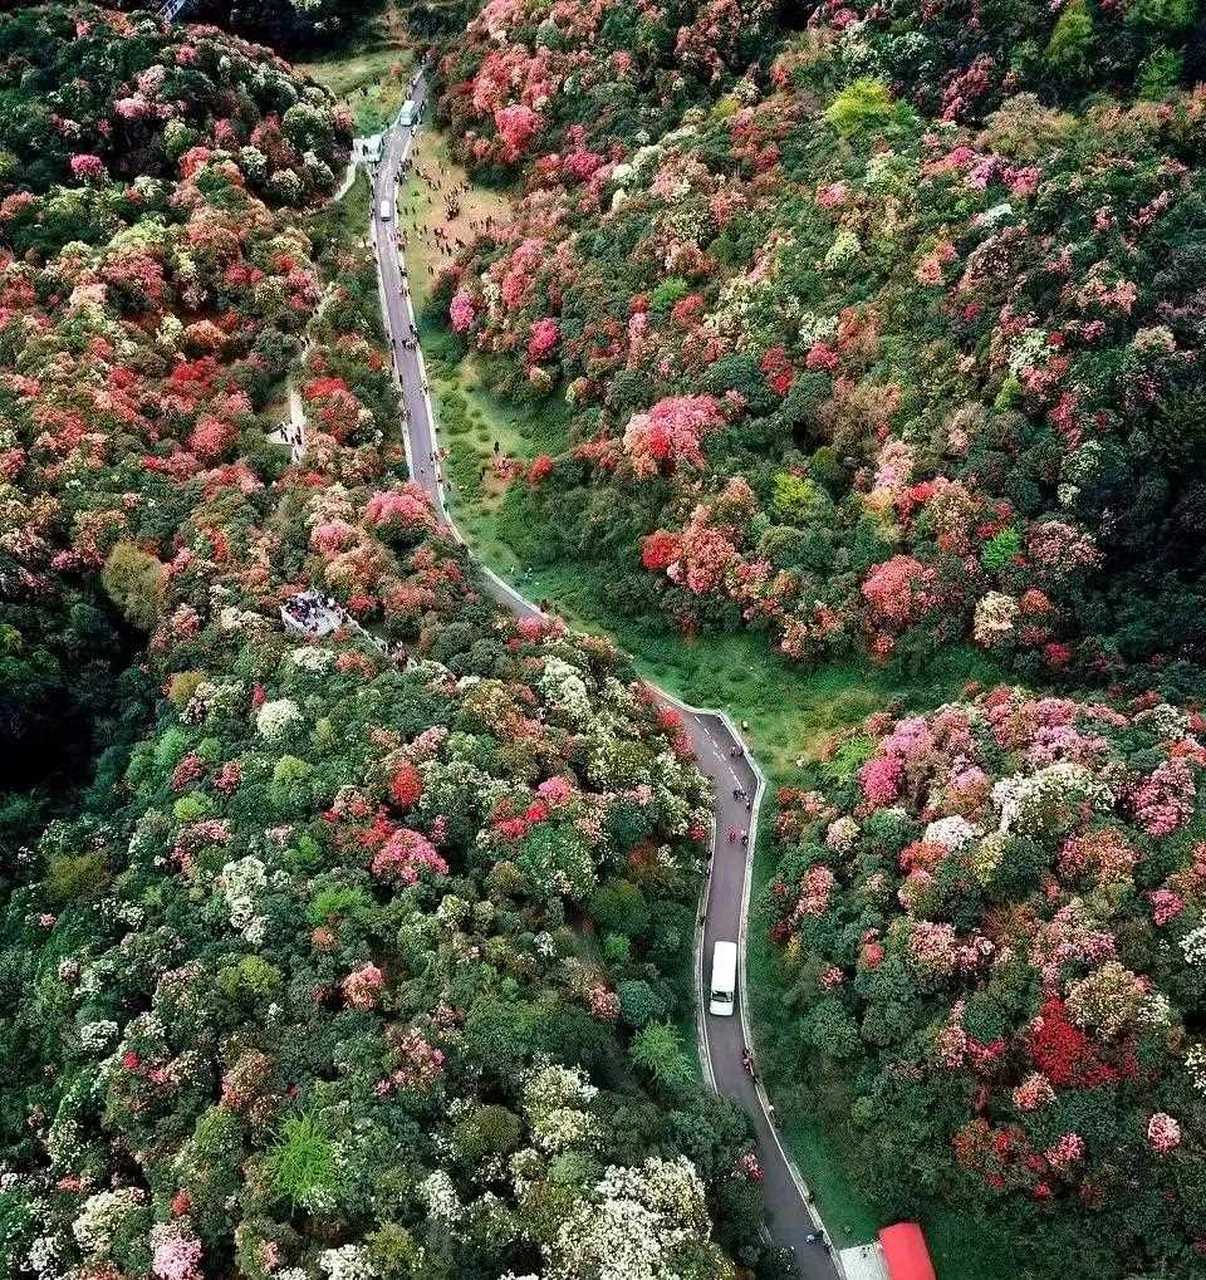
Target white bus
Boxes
[379,198,392,222]
[709,940,737,1016]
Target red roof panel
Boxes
[879,1222,937,1280]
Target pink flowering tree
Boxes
[622,395,724,478]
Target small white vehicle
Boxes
[398,100,417,128]
[709,940,737,1017]
[379,198,392,222]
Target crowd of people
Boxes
[280,589,348,637]
[391,147,477,278]
[277,417,306,463]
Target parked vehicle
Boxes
[709,940,737,1016]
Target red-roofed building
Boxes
[878,1223,936,1280]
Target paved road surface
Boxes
[370,78,840,1279]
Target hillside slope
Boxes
[0,8,767,1279]
[433,0,1206,699]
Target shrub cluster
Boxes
[434,0,1206,700]
[766,687,1206,1275]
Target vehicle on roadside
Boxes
[709,940,737,1016]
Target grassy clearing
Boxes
[431,538,997,784]
[308,168,373,257]
[397,129,509,313]
[430,359,571,570]
[296,17,413,137]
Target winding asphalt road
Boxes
[369,78,840,1279]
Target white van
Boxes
[709,940,737,1016]
[379,198,392,221]
[398,100,417,128]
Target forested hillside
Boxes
[419,0,1206,1274]
[433,0,1206,698]
[6,0,1206,1274]
[0,8,768,1280]
[0,2,351,812]
[769,688,1206,1274]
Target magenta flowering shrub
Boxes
[622,394,725,478]
[767,686,1206,1274]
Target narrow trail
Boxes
[369,77,843,1279]
[330,157,359,203]
[288,376,304,435]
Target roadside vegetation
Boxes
[0,8,779,1280]
[416,0,1206,1275]
[297,39,413,136]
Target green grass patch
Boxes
[308,168,373,259]
[432,537,996,785]
[397,128,510,313]
[297,36,412,136]
[433,365,572,580]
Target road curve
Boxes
[369,80,840,1279]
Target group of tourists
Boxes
[281,590,346,636]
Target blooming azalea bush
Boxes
[767,686,1206,1274]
